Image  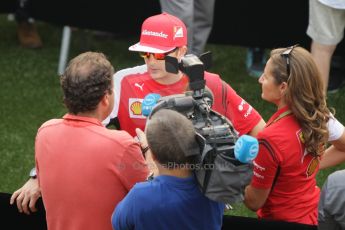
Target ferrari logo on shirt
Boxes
[128,98,145,119]
[306,157,319,177]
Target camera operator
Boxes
[11,12,265,214]
[112,109,224,230]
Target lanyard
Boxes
[265,110,292,128]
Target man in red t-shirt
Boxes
[36,52,148,230]
[11,12,266,215]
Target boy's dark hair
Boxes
[146,109,200,168]
[60,52,114,114]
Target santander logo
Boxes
[142,29,168,38]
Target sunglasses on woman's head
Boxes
[139,48,178,60]
[280,44,299,78]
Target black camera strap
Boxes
[201,142,218,193]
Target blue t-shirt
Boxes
[112,175,224,230]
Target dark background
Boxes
[1,0,344,54]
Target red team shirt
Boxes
[251,106,320,225]
[105,64,262,137]
[36,114,149,230]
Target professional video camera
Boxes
[146,52,255,204]
[150,52,238,152]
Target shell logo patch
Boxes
[306,157,319,177]
[130,101,142,115]
[128,98,145,119]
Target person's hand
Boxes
[135,128,159,176]
[135,128,150,151]
[10,178,41,215]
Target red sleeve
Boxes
[205,73,262,135]
[119,141,149,191]
[221,82,262,135]
[251,138,279,189]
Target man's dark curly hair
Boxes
[60,52,114,114]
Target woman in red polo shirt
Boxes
[244,45,333,225]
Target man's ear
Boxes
[100,92,111,108]
[101,94,108,106]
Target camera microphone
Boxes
[142,93,161,117]
[234,135,259,163]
